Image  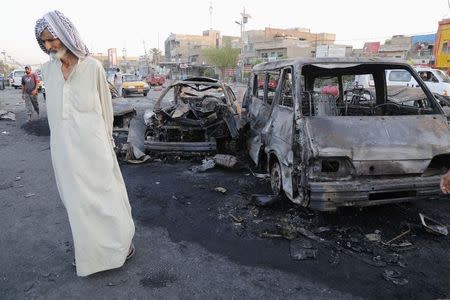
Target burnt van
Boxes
[242,58,450,211]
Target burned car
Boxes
[242,58,450,211]
[144,77,240,153]
[108,81,137,157]
[109,81,136,132]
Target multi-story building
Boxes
[242,27,337,63]
[164,30,223,64]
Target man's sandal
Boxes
[72,243,135,267]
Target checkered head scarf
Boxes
[35,10,89,58]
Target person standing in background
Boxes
[21,65,40,121]
[114,68,123,96]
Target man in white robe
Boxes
[35,10,135,277]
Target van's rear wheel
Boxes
[270,160,283,196]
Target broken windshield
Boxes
[301,64,439,117]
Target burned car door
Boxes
[265,68,295,198]
[247,71,281,164]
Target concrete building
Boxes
[164,30,223,64]
[242,27,337,63]
[378,35,412,59]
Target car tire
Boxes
[143,92,147,97]
[270,159,283,196]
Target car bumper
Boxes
[144,141,217,152]
[307,175,441,211]
[124,87,149,94]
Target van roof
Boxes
[252,57,409,72]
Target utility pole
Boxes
[235,7,250,82]
[122,47,127,72]
[209,1,213,30]
[1,50,6,65]
[142,40,151,76]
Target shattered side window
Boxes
[253,73,265,100]
[279,69,293,108]
[266,71,281,105]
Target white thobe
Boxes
[42,57,135,277]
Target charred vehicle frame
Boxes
[242,58,450,211]
[144,77,240,154]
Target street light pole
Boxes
[235,8,250,83]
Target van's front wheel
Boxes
[270,160,283,196]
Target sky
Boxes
[1,0,449,65]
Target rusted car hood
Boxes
[305,115,450,161]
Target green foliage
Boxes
[203,67,216,78]
[252,58,263,66]
[202,46,240,69]
[151,48,162,64]
[0,61,13,76]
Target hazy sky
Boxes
[1,0,449,65]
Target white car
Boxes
[414,67,450,98]
[10,69,26,89]
[385,69,419,87]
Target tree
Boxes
[0,61,13,77]
[202,46,240,79]
[151,48,162,64]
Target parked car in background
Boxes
[122,74,150,97]
[415,66,450,99]
[38,75,46,100]
[385,69,419,87]
[10,69,25,89]
[146,74,166,86]
[242,58,450,211]
[0,73,4,90]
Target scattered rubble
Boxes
[298,227,325,243]
[290,238,318,260]
[419,213,448,236]
[252,194,278,207]
[382,269,408,286]
[229,214,243,223]
[384,227,411,245]
[214,187,227,194]
[0,110,16,121]
[365,233,381,242]
[191,158,215,173]
[213,154,238,169]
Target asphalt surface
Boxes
[1,85,449,299]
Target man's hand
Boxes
[440,170,450,194]
[31,89,38,96]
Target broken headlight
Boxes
[310,157,354,179]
